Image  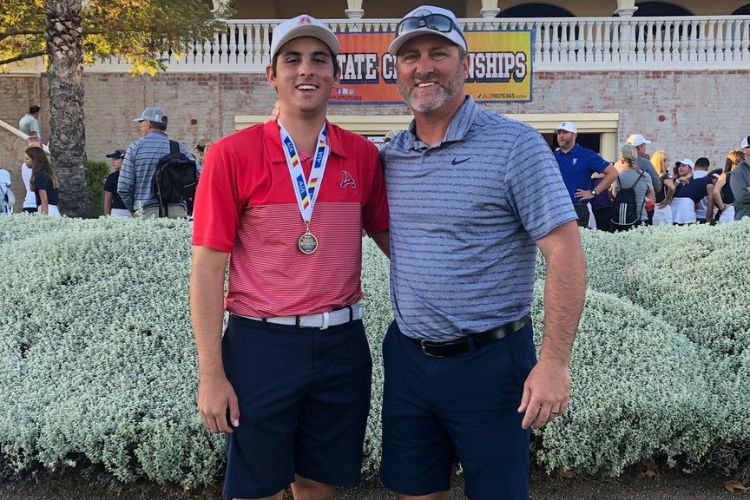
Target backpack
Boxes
[0,169,14,215]
[151,140,198,217]
[610,171,645,230]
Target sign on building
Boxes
[331,30,533,103]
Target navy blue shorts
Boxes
[222,315,372,499]
[380,320,536,500]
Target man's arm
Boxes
[518,220,585,429]
[103,191,113,216]
[575,164,618,200]
[117,147,136,211]
[369,230,390,258]
[706,182,715,224]
[730,167,750,202]
[190,245,239,434]
[643,161,662,193]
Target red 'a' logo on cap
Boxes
[299,16,312,25]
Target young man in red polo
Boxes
[190,15,389,500]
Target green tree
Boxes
[0,0,230,217]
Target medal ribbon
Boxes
[279,121,330,224]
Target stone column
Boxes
[615,0,638,17]
[346,0,364,19]
[601,132,618,162]
[480,0,500,18]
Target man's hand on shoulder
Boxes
[517,357,571,430]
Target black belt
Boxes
[407,315,530,358]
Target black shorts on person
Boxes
[380,319,536,500]
[222,314,372,499]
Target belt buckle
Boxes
[420,339,444,358]
[420,338,464,358]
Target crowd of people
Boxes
[554,123,750,230]
[2,105,208,218]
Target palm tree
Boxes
[45,0,89,217]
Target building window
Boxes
[732,4,750,15]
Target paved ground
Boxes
[0,466,746,499]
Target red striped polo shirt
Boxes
[191,119,389,317]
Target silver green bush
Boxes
[0,215,748,487]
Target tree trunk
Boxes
[45,0,89,217]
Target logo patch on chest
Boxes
[340,171,357,189]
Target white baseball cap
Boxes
[270,15,339,60]
[555,121,577,134]
[389,5,467,56]
[134,107,167,124]
[676,158,694,167]
[626,133,652,147]
[740,136,750,149]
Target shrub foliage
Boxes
[0,216,748,487]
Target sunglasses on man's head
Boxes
[396,13,465,41]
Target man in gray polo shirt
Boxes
[379,5,586,500]
[118,107,198,217]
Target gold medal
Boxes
[298,223,318,255]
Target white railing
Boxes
[82,15,750,72]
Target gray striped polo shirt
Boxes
[118,131,199,211]
[382,97,576,341]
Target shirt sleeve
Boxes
[643,160,661,188]
[191,139,243,252]
[103,173,116,193]
[362,141,389,235]
[35,172,53,193]
[117,144,137,210]
[590,152,610,174]
[730,166,750,204]
[504,126,577,241]
[645,174,654,190]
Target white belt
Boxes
[242,302,362,330]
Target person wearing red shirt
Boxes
[190,15,389,500]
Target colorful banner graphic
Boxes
[331,30,533,104]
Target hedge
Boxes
[0,214,748,487]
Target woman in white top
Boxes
[671,159,698,225]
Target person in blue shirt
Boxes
[553,121,619,227]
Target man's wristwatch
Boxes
[591,189,598,196]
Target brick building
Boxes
[1,0,750,212]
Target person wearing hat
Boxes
[554,121,619,227]
[116,107,198,217]
[729,135,750,220]
[190,14,389,500]
[671,158,711,225]
[380,6,585,499]
[625,133,662,197]
[103,150,130,217]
